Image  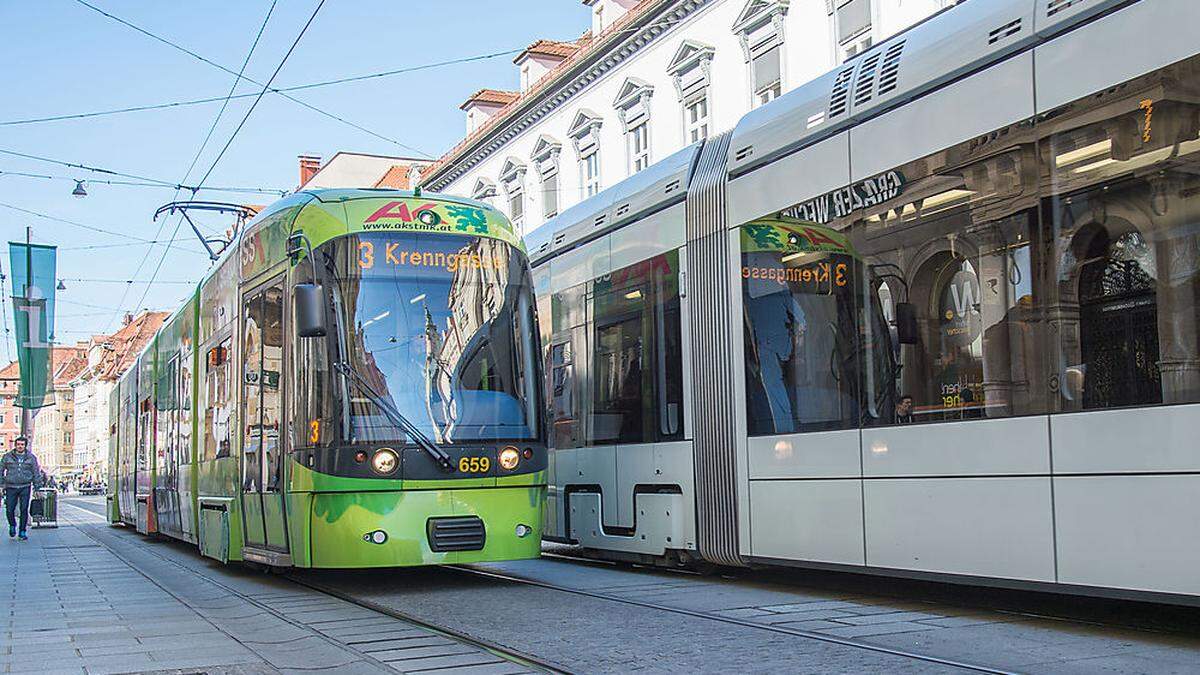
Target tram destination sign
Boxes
[783,170,906,224]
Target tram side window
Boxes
[548,249,685,448]
[851,124,1047,426]
[740,220,862,435]
[242,293,264,491]
[1042,55,1200,411]
[588,251,684,445]
[203,336,233,461]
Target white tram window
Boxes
[1042,55,1200,411]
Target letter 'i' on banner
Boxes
[8,241,57,409]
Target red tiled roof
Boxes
[0,347,87,387]
[373,164,414,189]
[459,89,521,111]
[421,0,660,186]
[52,347,86,386]
[95,311,170,381]
[514,39,581,63]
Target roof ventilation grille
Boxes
[553,232,566,245]
[664,179,681,194]
[734,145,754,162]
[827,66,855,118]
[852,52,882,107]
[538,242,550,253]
[876,40,906,96]
[616,203,630,217]
[594,214,607,227]
[987,18,1022,44]
[1046,0,1084,17]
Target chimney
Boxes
[298,154,322,187]
[123,313,133,326]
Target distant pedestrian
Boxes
[2,436,42,540]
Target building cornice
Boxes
[423,0,710,192]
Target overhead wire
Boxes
[0,148,286,195]
[105,0,280,331]
[72,0,429,157]
[123,0,328,328]
[0,201,207,252]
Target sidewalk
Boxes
[1,504,528,675]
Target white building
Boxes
[70,311,168,482]
[420,0,956,235]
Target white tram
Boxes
[527,0,1200,603]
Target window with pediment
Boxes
[668,40,715,143]
[499,158,527,229]
[734,0,789,107]
[569,110,604,198]
[532,135,563,219]
[471,177,498,206]
[614,78,654,174]
[828,0,874,62]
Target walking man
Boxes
[2,436,41,540]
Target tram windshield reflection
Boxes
[323,232,540,444]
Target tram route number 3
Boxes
[458,456,490,473]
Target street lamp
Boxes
[72,180,87,198]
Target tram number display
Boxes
[458,456,491,473]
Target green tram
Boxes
[106,189,546,568]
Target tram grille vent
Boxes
[616,203,630,217]
[427,516,486,552]
[664,179,681,194]
[553,233,566,246]
[852,52,882,108]
[877,40,906,95]
[988,18,1023,44]
[733,146,754,162]
[1046,0,1084,17]
[594,214,607,227]
[828,66,855,119]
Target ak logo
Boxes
[362,530,388,545]
[363,201,438,223]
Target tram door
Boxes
[240,279,290,553]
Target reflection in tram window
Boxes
[740,219,864,434]
[548,250,685,448]
[851,122,1045,425]
[1043,55,1200,410]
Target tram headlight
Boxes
[498,446,520,471]
[371,448,399,475]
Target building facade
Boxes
[420,0,955,235]
[30,346,86,479]
[69,311,168,483]
[0,363,21,450]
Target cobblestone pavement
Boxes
[50,497,1200,674]
[3,500,537,674]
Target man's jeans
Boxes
[4,485,31,534]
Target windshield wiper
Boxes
[333,361,454,472]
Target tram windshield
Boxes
[306,232,540,445]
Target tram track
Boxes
[449,563,1018,675]
[60,501,566,674]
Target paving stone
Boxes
[381,651,505,670]
[834,610,947,625]
[249,636,361,669]
[775,619,855,632]
[811,621,943,638]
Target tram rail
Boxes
[449,563,1017,675]
[62,502,565,674]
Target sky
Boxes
[0,0,590,361]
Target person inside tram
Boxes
[894,394,914,424]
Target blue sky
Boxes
[0,0,589,358]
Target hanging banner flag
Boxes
[8,242,57,409]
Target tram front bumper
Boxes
[306,486,544,568]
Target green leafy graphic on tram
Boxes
[445,205,489,234]
[743,223,785,250]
